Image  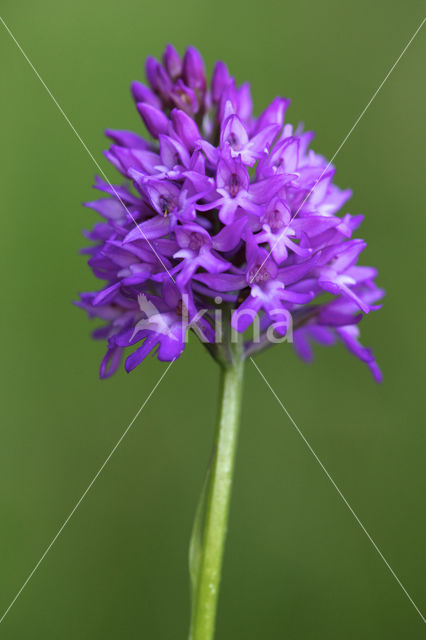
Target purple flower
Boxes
[77,45,383,380]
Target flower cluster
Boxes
[77,45,383,380]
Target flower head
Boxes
[77,45,383,380]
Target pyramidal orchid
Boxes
[77,45,383,639]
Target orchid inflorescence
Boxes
[78,44,383,380]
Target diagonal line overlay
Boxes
[0,360,175,625]
[250,357,426,625]
[0,15,176,283]
[250,17,425,283]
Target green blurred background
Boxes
[1,1,425,637]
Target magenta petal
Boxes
[163,44,182,79]
[171,109,201,151]
[212,216,248,251]
[93,282,121,306]
[125,337,157,372]
[105,129,149,150]
[194,272,246,291]
[131,82,161,108]
[100,346,123,378]
[182,46,206,90]
[124,216,170,243]
[211,61,230,102]
[137,103,169,138]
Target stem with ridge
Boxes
[189,334,245,640]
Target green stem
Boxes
[189,335,245,640]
